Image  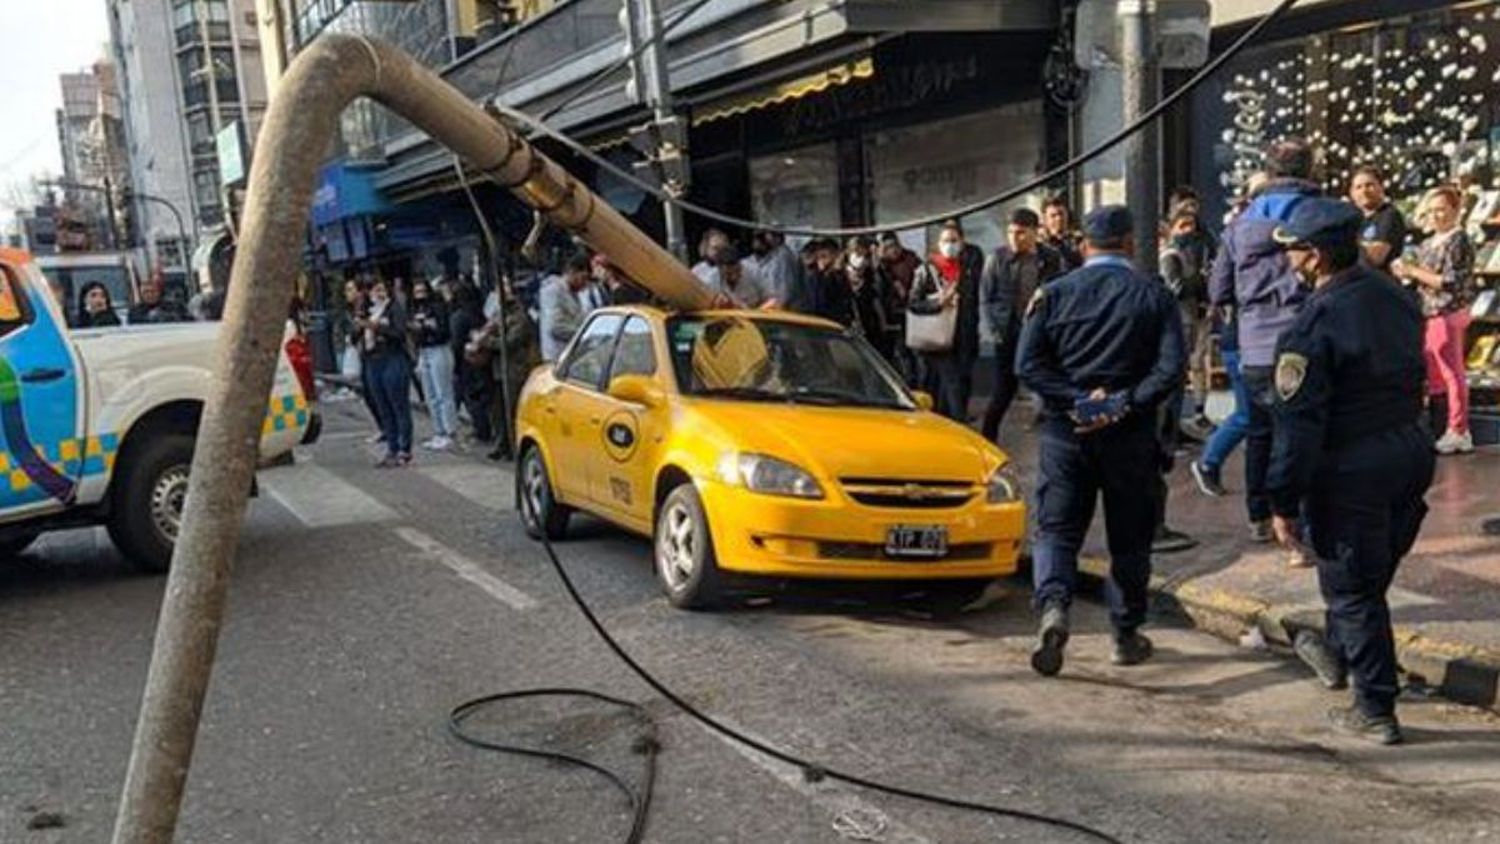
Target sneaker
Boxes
[1111,631,1155,666]
[375,454,399,469]
[425,436,452,451]
[366,432,386,445]
[1152,526,1199,554]
[396,452,412,466]
[1249,519,1274,543]
[1190,461,1227,497]
[1435,430,1475,455]
[1293,630,1348,689]
[1030,602,1070,677]
[1327,705,1402,745]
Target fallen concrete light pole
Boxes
[111,34,712,844]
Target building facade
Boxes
[108,0,269,277]
[55,61,132,252]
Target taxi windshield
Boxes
[666,315,914,410]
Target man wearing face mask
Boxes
[1265,199,1432,745]
[980,208,1064,443]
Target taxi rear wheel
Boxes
[654,484,722,610]
[518,444,571,541]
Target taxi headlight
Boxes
[717,453,824,499]
[986,464,1021,504]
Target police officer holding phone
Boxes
[1017,206,1186,676]
[1266,199,1434,745]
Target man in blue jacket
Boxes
[1208,138,1317,543]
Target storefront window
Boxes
[1194,3,1500,223]
[748,142,840,244]
[866,102,1045,254]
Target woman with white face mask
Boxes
[906,221,982,421]
[844,236,893,362]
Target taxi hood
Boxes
[690,401,998,483]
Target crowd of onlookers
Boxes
[329,139,1480,479]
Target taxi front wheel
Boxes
[518,444,571,541]
[654,484,723,610]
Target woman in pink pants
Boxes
[1395,185,1476,455]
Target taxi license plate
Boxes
[885,525,948,559]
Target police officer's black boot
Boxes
[1327,705,1403,746]
[1111,630,1154,666]
[1030,601,1069,677]
[1293,630,1348,690]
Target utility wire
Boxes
[497,0,1302,238]
[538,0,718,122]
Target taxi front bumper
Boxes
[697,478,1025,580]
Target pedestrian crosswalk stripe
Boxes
[394,526,538,611]
[257,463,397,527]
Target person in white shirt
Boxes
[711,246,777,309]
[539,252,596,361]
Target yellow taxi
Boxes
[514,307,1026,609]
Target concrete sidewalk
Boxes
[993,411,1500,714]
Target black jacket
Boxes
[410,297,451,348]
[908,258,981,363]
[980,244,1065,343]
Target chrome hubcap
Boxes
[151,465,190,543]
[523,455,546,525]
[657,501,698,591]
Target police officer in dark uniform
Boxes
[1266,198,1434,745]
[1016,206,1186,676]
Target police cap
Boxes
[1082,205,1134,244]
[1272,198,1363,251]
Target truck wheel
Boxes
[517,444,571,541]
[108,434,195,573]
[654,484,723,610]
[0,530,41,561]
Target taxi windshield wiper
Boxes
[788,387,903,409]
[695,386,790,403]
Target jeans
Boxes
[1241,365,1275,524]
[368,353,414,456]
[1424,311,1471,435]
[359,358,386,433]
[1202,348,1250,471]
[980,337,1020,442]
[416,344,458,438]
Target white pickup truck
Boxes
[0,247,319,570]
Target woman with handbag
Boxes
[907,222,981,421]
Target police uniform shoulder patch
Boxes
[1025,287,1046,318]
[1275,352,1309,401]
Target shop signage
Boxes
[781,55,981,135]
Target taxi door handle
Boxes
[21,367,67,383]
[543,405,556,414]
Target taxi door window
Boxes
[0,266,34,340]
[559,314,624,390]
[608,316,657,381]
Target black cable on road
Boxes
[497,0,1301,238]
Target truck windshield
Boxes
[40,265,131,323]
[666,315,914,410]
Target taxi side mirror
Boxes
[608,374,665,408]
[911,390,935,411]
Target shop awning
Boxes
[691,57,874,126]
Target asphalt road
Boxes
[4,402,1500,843]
